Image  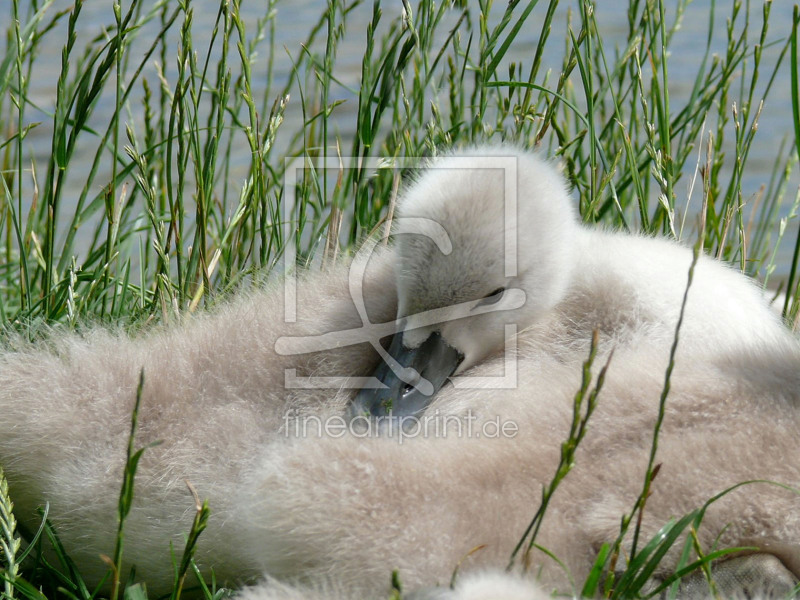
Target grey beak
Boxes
[350,331,464,418]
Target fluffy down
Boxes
[0,146,798,598]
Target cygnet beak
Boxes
[350,331,464,418]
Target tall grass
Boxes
[1,0,796,326]
[1,0,799,597]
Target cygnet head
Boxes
[352,145,578,417]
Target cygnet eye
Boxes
[474,287,506,309]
